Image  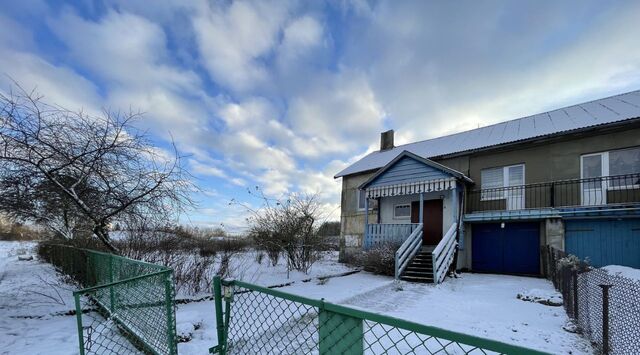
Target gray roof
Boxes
[335,90,640,178]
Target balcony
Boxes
[466,173,640,220]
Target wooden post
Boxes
[419,192,424,224]
[364,192,369,248]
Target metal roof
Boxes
[335,90,640,178]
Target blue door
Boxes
[472,222,540,275]
[565,219,640,268]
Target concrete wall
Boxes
[462,125,640,185]
[339,171,375,259]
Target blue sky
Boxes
[2,0,640,231]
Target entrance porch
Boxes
[358,151,472,283]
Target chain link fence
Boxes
[209,277,549,355]
[543,245,640,354]
[40,244,177,355]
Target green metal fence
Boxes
[210,277,551,355]
[40,244,177,355]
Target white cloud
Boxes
[193,0,292,92]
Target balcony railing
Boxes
[467,173,640,214]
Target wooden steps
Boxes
[400,247,434,283]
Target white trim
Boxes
[580,152,608,205]
[393,203,411,219]
[365,177,456,198]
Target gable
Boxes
[367,155,451,188]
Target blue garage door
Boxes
[565,219,640,268]
[472,222,540,275]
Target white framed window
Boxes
[480,164,525,202]
[357,190,378,211]
[581,147,640,191]
[393,204,411,219]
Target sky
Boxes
[1,0,640,231]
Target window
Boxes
[581,147,640,189]
[609,147,640,188]
[357,190,378,210]
[480,164,524,201]
[394,204,411,218]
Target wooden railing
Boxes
[394,224,423,280]
[364,223,421,250]
[432,223,458,284]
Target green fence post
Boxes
[165,271,178,355]
[318,298,363,355]
[109,256,116,312]
[210,276,226,355]
[74,292,86,355]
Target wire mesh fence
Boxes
[543,245,640,354]
[40,244,177,355]
[209,277,549,355]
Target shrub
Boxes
[345,243,399,276]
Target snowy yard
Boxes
[0,241,592,354]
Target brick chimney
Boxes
[380,130,394,151]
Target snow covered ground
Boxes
[0,241,592,354]
[0,241,80,355]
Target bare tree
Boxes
[235,187,325,274]
[0,84,195,252]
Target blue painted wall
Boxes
[368,156,450,188]
[565,219,640,268]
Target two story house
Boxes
[335,90,640,283]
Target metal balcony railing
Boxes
[467,173,640,213]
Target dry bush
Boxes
[113,229,248,295]
[238,188,326,274]
[344,243,400,276]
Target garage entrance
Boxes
[472,222,540,275]
[565,219,640,268]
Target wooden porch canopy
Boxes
[358,150,473,197]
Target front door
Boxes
[411,199,444,245]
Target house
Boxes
[335,90,640,283]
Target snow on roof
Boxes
[335,90,640,178]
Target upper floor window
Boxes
[357,190,378,211]
[480,164,525,201]
[581,146,640,189]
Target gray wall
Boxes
[452,125,640,185]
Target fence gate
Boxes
[209,277,549,355]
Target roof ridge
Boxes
[385,88,640,153]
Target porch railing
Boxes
[467,173,640,213]
[394,224,423,280]
[432,223,458,284]
[364,223,421,250]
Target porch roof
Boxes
[359,151,472,198]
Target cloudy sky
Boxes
[2,0,640,230]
